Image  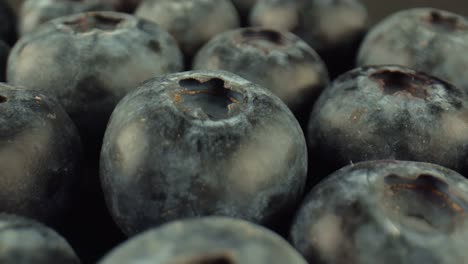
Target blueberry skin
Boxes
[100,70,307,235]
[135,0,240,57]
[0,214,80,264]
[308,65,468,179]
[0,0,16,44]
[291,160,468,264]
[250,0,368,77]
[99,217,307,264]
[19,0,113,36]
[358,8,468,93]
[7,11,183,150]
[193,27,329,119]
[0,84,81,226]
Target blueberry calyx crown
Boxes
[63,13,124,33]
[370,70,433,99]
[241,29,285,44]
[171,251,235,264]
[173,77,244,121]
[237,28,287,53]
[379,173,467,233]
[424,10,467,32]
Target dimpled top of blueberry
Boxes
[174,77,245,121]
[237,28,288,51]
[424,10,468,32]
[62,12,125,33]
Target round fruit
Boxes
[0,214,80,264]
[100,70,307,235]
[291,160,468,264]
[8,11,183,150]
[100,217,307,264]
[308,65,468,178]
[0,83,82,225]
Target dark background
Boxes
[363,0,467,23]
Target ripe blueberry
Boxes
[308,65,468,179]
[100,70,307,235]
[99,217,307,264]
[291,160,468,264]
[0,214,80,264]
[0,83,82,226]
[8,11,183,152]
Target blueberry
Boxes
[307,65,468,180]
[0,0,16,44]
[0,213,80,264]
[19,0,113,36]
[193,27,329,123]
[99,217,307,264]
[100,70,307,235]
[250,0,368,78]
[357,8,468,93]
[135,0,240,58]
[291,160,468,264]
[7,11,183,152]
[0,83,81,226]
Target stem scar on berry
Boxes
[171,252,235,264]
[63,13,124,33]
[425,11,468,31]
[381,173,468,233]
[370,70,431,99]
[174,78,244,120]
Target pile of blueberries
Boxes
[1,0,468,263]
